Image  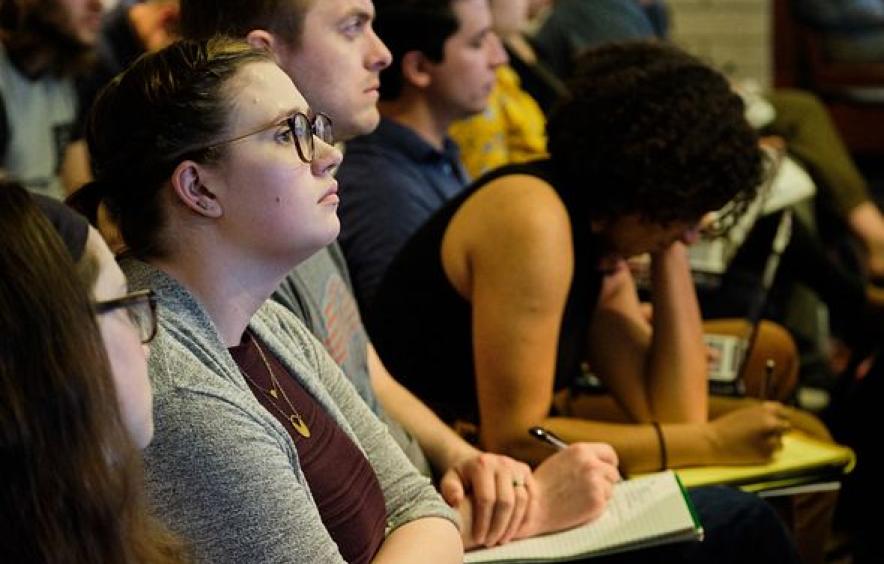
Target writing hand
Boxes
[520,443,620,538]
[707,401,792,464]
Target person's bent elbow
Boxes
[373,517,463,563]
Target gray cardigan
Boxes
[123,260,457,563]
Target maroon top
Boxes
[230,331,387,564]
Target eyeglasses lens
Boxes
[291,114,311,162]
[314,114,333,145]
[291,113,334,163]
[125,298,156,344]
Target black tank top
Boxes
[367,160,604,426]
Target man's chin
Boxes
[338,108,381,142]
[456,103,489,123]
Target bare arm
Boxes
[369,343,481,478]
[372,518,462,564]
[647,244,708,420]
[448,176,788,474]
[587,244,707,424]
[540,404,789,475]
[368,347,666,541]
[368,344,532,547]
[454,178,700,472]
[452,177,573,461]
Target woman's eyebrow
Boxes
[275,107,309,123]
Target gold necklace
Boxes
[239,334,311,438]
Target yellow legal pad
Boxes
[674,432,855,491]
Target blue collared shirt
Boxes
[337,117,469,310]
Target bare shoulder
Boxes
[448,174,570,250]
[476,174,569,227]
[442,174,574,297]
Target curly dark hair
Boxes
[547,41,762,229]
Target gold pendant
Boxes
[269,388,278,399]
[290,415,311,438]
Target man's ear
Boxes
[401,50,433,89]
[245,29,281,60]
[131,2,182,51]
[169,160,222,218]
[157,3,181,36]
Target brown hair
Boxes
[0,180,187,563]
[374,0,460,100]
[86,37,271,259]
[179,0,308,46]
[0,0,96,77]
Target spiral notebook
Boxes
[464,471,703,563]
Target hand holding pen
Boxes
[519,426,623,535]
[529,426,625,480]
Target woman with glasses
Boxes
[0,180,184,562]
[83,38,461,564]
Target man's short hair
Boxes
[547,41,763,228]
[373,0,459,100]
[179,0,308,46]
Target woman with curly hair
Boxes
[368,41,802,474]
[0,180,185,562]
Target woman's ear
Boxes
[169,160,222,218]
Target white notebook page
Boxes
[465,471,701,563]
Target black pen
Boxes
[530,426,628,480]
[761,358,776,401]
[529,426,569,450]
